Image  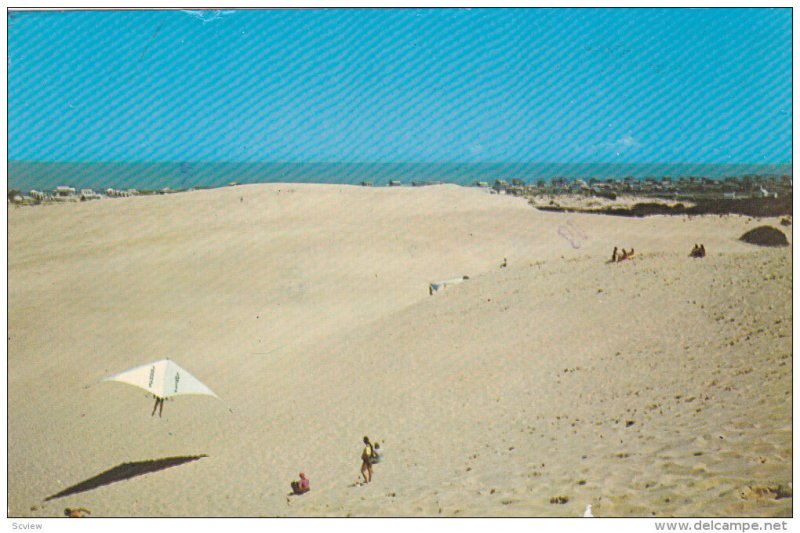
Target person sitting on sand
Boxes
[501,258,508,268]
[619,249,629,261]
[611,247,618,262]
[629,248,634,257]
[690,244,706,258]
[290,472,310,495]
[361,436,374,483]
[64,508,91,518]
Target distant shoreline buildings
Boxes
[493,174,792,202]
[7,173,792,207]
[8,186,140,205]
[493,175,793,201]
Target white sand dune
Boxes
[8,184,791,517]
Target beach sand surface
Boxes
[8,184,791,517]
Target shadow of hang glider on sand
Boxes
[44,455,208,501]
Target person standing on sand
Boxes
[361,436,374,483]
[611,247,618,262]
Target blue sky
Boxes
[7,8,792,164]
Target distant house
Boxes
[475,181,489,188]
[55,186,76,197]
[591,186,617,200]
[388,180,402,187]
[29,190,46,201]
[360,181,373,187]
[754,187,777,199]
[80,189,101,201]
[570,179,589,193]
[493,179,509,192]
[622,177,641,191]
[106,188,133,198]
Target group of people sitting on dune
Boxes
[611,246,635,263]
[689,244,706,258]
[610,244,705,262]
